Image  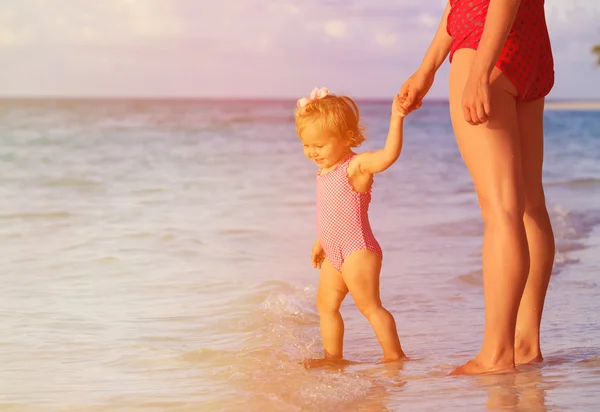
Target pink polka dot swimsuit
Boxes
[447,0,554,101]
[316,154,382,271]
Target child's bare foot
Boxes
[376,353,409,364]
[450,357,515,376]
[301,358,352,369]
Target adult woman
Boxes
[399,0,555,374]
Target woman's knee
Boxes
[479,190,526,227]
[523,185,548,217]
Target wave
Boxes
[427,218,483,237]
[449,205,600,283]
[0,211,72,220]
[184,280,407,411]
[39,177,105,189]
[218,228,262,236]
[547,177,600,189]
[178,347,237,364]
[453,270,483,286]
[222,115,294,126]
[552,206,600,273]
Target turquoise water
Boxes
[0,99,599,411]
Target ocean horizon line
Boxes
[0,95,599,103]
[1,96,600,111]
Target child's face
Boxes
[300,122,350,169]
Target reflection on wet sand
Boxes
[477,366,556,412]
[219,354,410,412]
[338,360,408,412]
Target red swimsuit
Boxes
[447,0,554,101]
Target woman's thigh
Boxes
[448,49,524,214]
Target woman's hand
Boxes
[398,69,435,114]
[461,72,491,125]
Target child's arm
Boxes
[355,95,405,175]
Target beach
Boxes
[0,98,599,411]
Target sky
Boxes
[0,0,599,99]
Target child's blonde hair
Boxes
[294,94,366,147]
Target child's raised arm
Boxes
[355,95,406,175]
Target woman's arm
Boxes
[399,2,452,111]
[470,0,522,78]
[461,0,521,124]
[418,1,453,75]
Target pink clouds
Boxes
[0,0,598,99]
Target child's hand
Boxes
[392,94,408,118]
[311,240,326,269]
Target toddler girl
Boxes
[294,87,408,366]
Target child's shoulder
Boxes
[348,151,371,175]
[347,153,374,192]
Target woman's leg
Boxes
[514,98,555,364]
[449,49,530,375]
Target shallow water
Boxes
[0,99,599,411]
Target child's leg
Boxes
[316,258,349,360]
[341,250,406,362]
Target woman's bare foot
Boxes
[515,352,544,365]
[450,357,515,376]
[514,340,544,365]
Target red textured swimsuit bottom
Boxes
[447,0,555,101]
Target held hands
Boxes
[462,72,491,125]
[311,239,325,269]
[398,69,435,114]
[392,94,408,118]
